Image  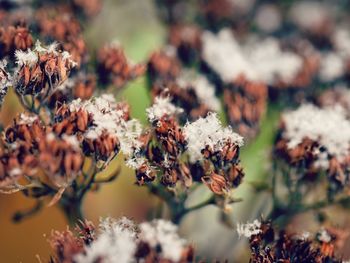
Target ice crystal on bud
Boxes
[70,95,142,156]
[146,96,184,122]
[74,217,137,263]
[15,49,38,67]
[183,112,244,162]
[202,29,302,85]
[236,219,262,238]
[178,71,221,111]
[283,104,350,161]
[202,29,257,82]
[319,52,345,82]
[0,60,11,106]
[139,219,187,262]
[289,1,329,31]
[317,229,332,243]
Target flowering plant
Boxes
[1,0,350,262]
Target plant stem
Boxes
[60,197,84,225]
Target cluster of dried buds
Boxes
[49,217,194,263]
[13,41,76,99]
[0,21,33,58]
[224,76,267,139]
[0,59,11,105]
[148,56,221,120]
[35,5,87,68]
[125,96,244,203]
[97,42,146,89]
[274,102,350,193]
[53,95,138,164]
[237,220,344,263]
[0,113,84,190]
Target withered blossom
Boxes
[148,47,181,81]
[274,104,350,190]
[35,6,88,67]
[48,217,194,263]
[168,24,202,65]
[48,73,97,108]
[0,59,11,106]
[13,41,77,98]
[224,76,267,139]
[55,95,142,162]
[239,221,343,263]
[97,42,146,88]
[0,22,33,58]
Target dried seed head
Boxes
[98,42,145,88]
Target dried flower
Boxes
[0,59,11,106]
[97,42,145,88]
[13,41,76,97]
[49,217,193,263]
[237,219,262,238]
[183,112,243,162]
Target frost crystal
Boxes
[15,40,76,68]
[247,38,303,84]
[202,29,302,85]
[17,113,38,125]
[139,219,187,262]
[283,104,350,163]
[202,29,257,83]
[178,71,221,111]
[74,217,137,263]
[146,96,183,122]
[0,59,11,106]
[70,95,142,157]
[319,52,345,82]
[236,219,262,238]
[317,229,332,243]
[254,4,281,33]
[183,112,244,162]
[289,1,329,31]
[334,28,350,57]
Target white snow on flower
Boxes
[334,28,350,58]
[62,134,80,149]
[34,40,59,54]
[178,71,221,111]
[139,219,187,262]
[125,156,147,170]
[75,217,137,263]
[247,38,303,84]
[146,96,183,122]
[202,29,302,85]
[57,77,75,92]
[289,1,329,31]
[15,49,38,67]
[8,168,22,177]
[317,229,332,243]
[282,104,350,164]
[0,59,11,105]
[300,231,311,240]
[119,119,143,156]
[202,29,257,83]
[183,112,244,162]
[17,113,38,125]
[15,41,76,68]
[319,52,345,81]
[254,4,281,33]
[69,95,142,157]
[236,219,262,238]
